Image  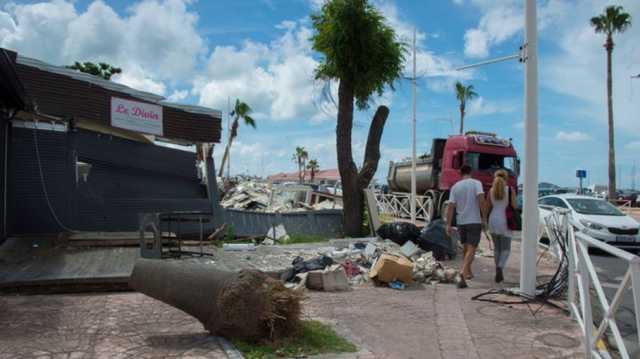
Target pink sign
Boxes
[110,97,163,136]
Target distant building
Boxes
[267,169,340,185]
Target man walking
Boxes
[446,165,486,284]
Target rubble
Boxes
[220,180,342,213]
[219,223,464,292]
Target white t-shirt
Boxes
[449,177,484,225]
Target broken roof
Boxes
[6,48,222,143]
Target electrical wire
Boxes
[31,113,76,233]
[471,212,570,317]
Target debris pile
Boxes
[220,180,342,212]
[267,220,465,291]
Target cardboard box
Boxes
[369,254,414,284]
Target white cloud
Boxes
[542,0,639,133]
[166,90,189,102]
[112,66,167,95]
[466,97,515,116]
[374,1,474,82]
[555,131,591,142]
[462,0,570,59]
[461,0,640,136]
[195,21,325,121]
[0,0,205,95]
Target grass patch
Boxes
[280,234,329,245]
[232,320,357,359]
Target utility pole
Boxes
[454,0,539,297]
[520,0,539,297]
[410,28,417,225]
[632,162,636,191]
[227,97,231,180]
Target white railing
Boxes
[374,192,434,222]
[547,209,640,358]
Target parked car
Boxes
[617,190,639,205]
[538,194,640,249]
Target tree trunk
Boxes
[218,119,239,178]
[606,36,616,200]
[336,78,391,236]
[459,104,465,135]
[218,141,231,177]
[336,80,361,236]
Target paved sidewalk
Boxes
[303,238,585,359]
[0,294,229,359]
[0,238,584,359]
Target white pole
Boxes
[227,96,231,179]
[411,28,417,225]
[520,0,539,297]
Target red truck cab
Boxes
[440,132,519,193]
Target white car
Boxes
[539,194,640,249]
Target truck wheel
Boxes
[425,191,437,222]
[437,191,449,219]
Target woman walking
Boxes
[484,170,517,283]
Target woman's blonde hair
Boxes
[491,169,509,201]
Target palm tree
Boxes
[307,159,320,183]
[591,5,632,200]
[312,0,404,236]
[292,147,309,183]
[218,99,256,178]
[454,81,478,135]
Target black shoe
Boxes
[495,268,504,283]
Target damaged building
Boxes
[0,47,343,242]
[0,47,222,238]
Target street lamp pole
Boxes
[411,28,417,225]
[520,0,539,297]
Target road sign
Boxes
[576,170,587,179]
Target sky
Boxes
[0,0,638,188]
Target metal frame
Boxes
[547,209,640,358]
[373,192,434,222]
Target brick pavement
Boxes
[0,237,585,359]
[0,294,228,359]
[303,238,585,359]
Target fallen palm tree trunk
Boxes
[129,259,302,341]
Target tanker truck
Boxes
[387,132,519,220]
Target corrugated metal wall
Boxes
[8,126,210,234]
[0,118,7,239]
[220,208,344,238]
[8,126,72,234]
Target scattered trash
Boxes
[376,222,421,245]
[281,255,334,282]
[223,243,257,252]
[341,260,361,278]
[364,243,378,258]
[400,240,419,258]
[321,265,350,292]
[369,254,414,284]
[418,219,457,261]
[221,180,342,213]
[262,238,275,246]
[305,265,350,292]
[388,280,406,290]
[266,224,289,242]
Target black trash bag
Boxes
[280,255,334,282]
[418,219,457,261]
[376,222,421,245]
